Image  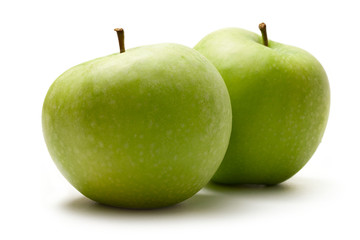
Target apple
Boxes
[194,23,330,185]
[42,28,232,208]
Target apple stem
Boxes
[114,28,125,53]
[259,23,268,47]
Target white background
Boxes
[1,0,359,239]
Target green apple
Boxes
[42,29,232,208]
[194,23,330,185]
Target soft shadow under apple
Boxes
[59,178,313,220]
[60,191,236,220]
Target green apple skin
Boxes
[194,28,330,185]
[42,43,232,209]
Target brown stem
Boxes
[258,23,268,47]
[114,28,125,53]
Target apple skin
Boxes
[42,43,232,208]
[194,28,330,185]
